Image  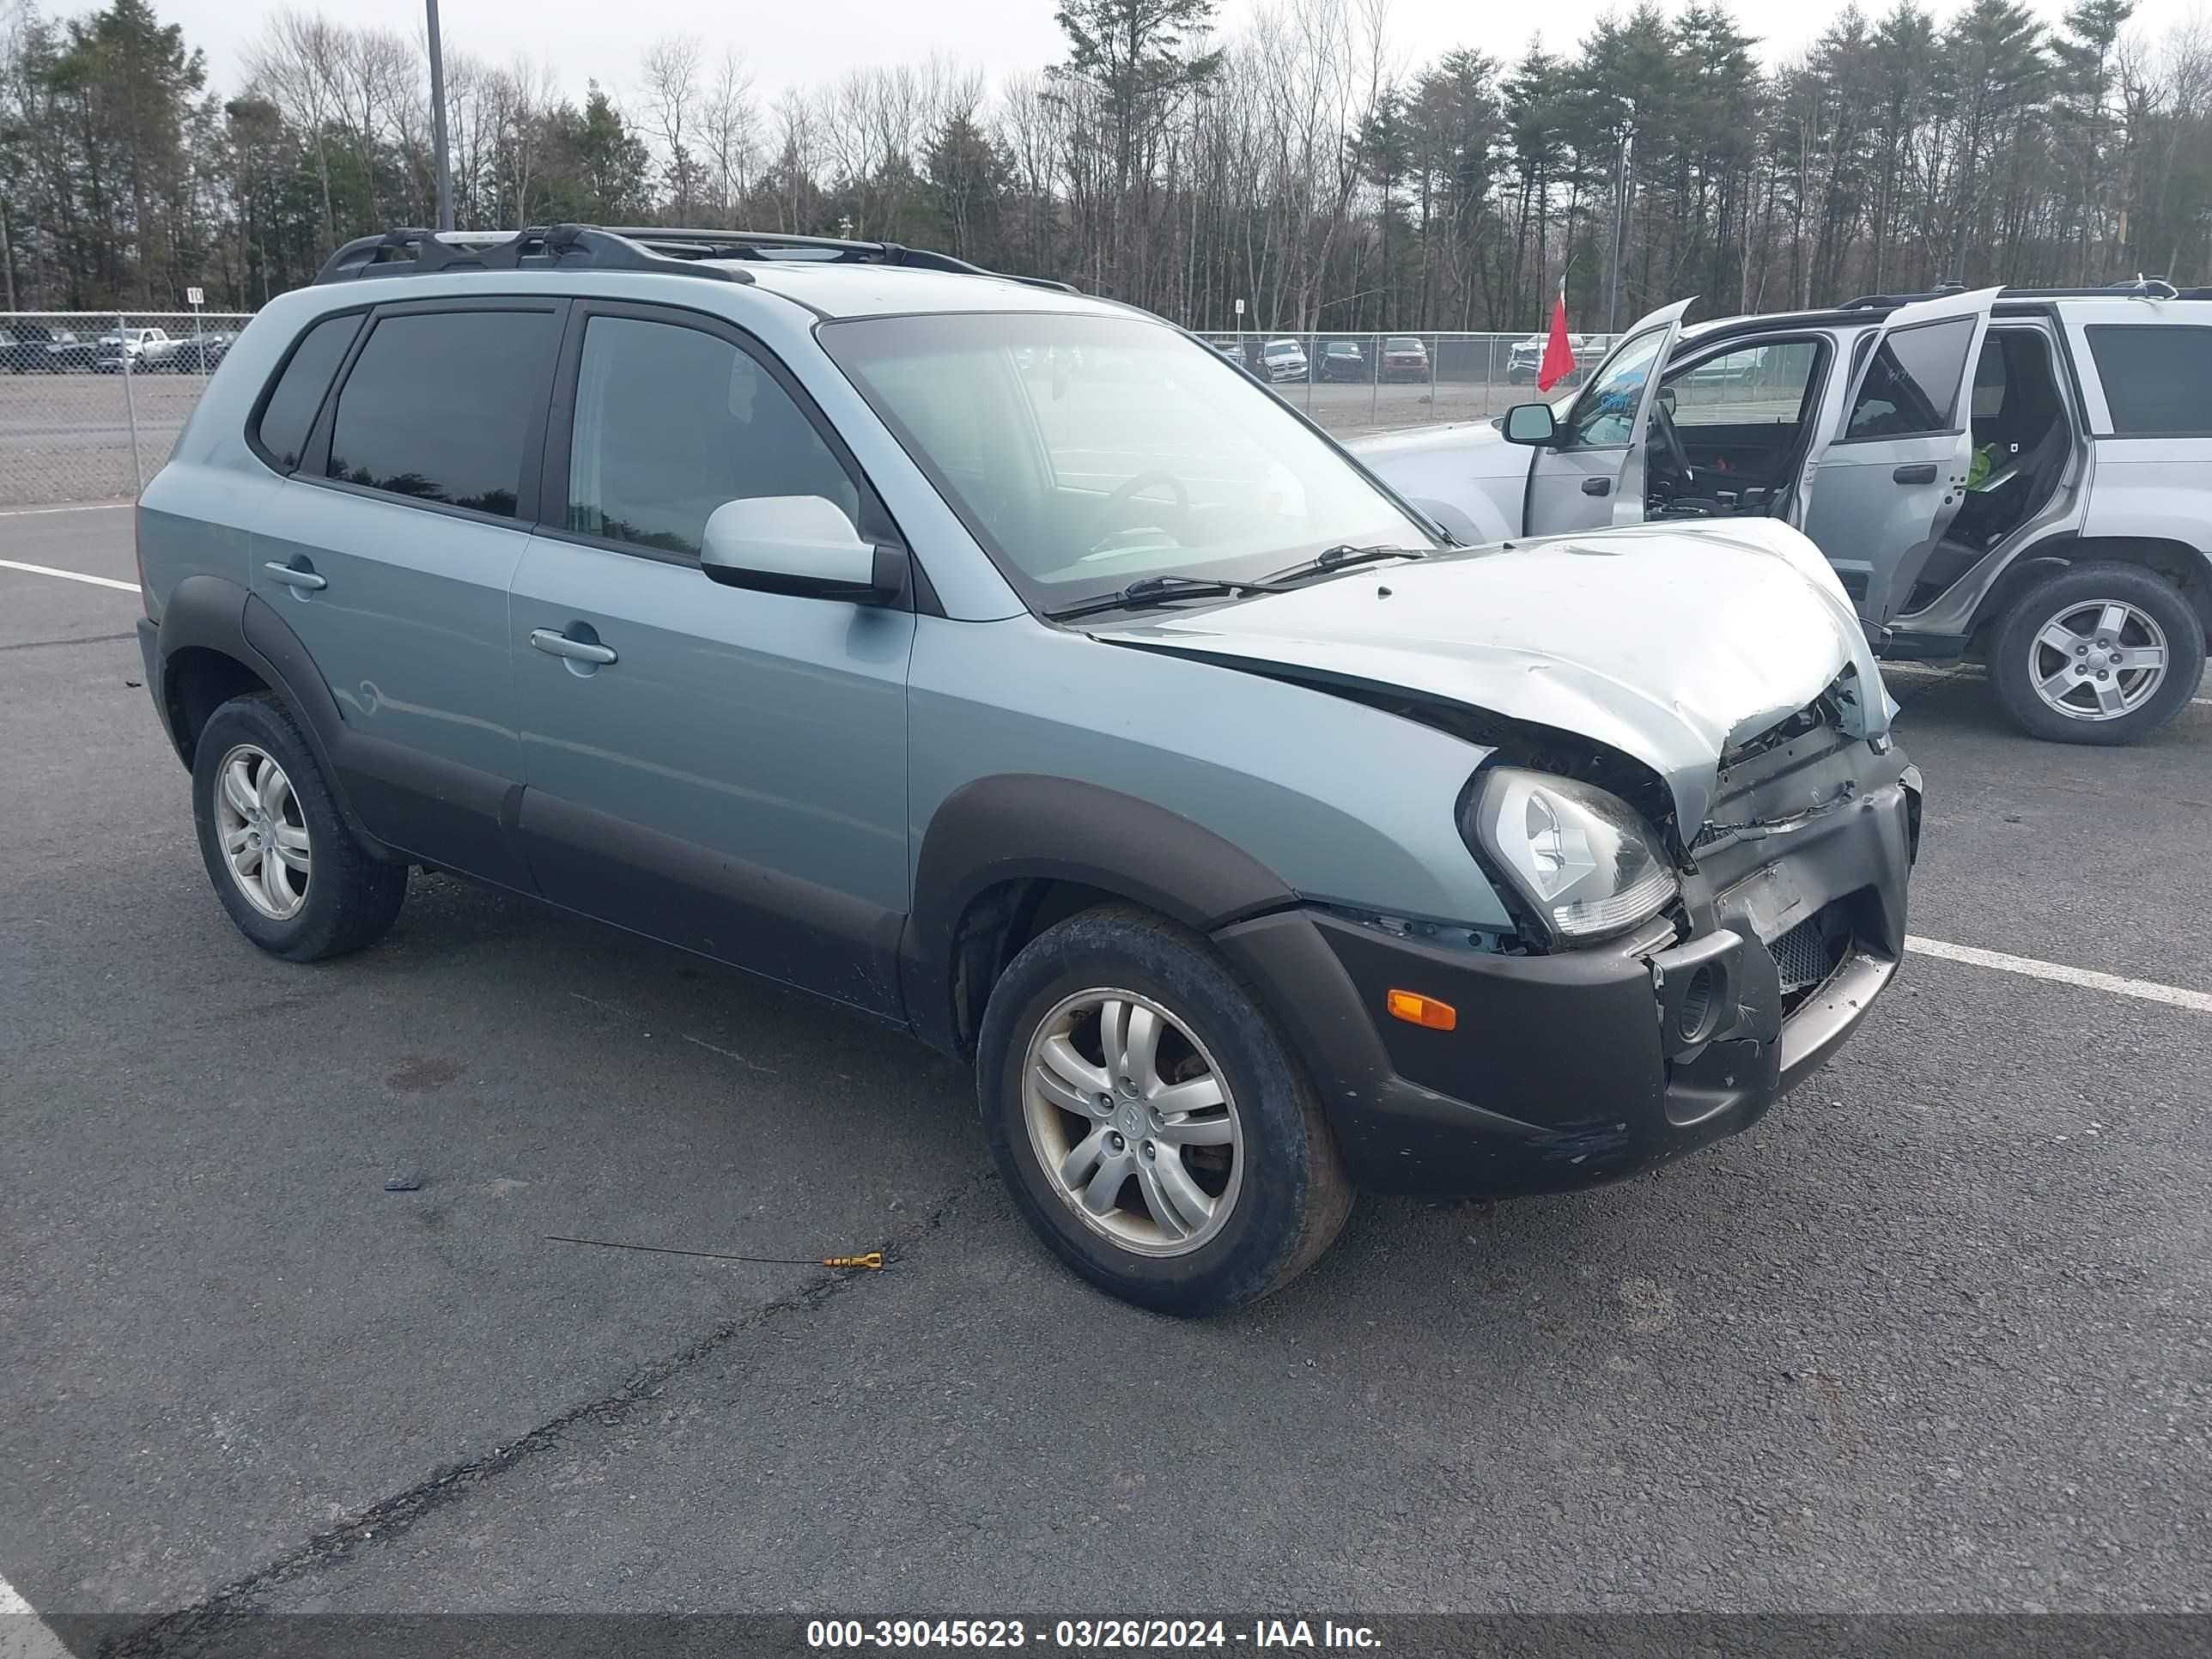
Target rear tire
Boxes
[1990,562,2204,744]
[977,905,1352,1315]
[191,692,406,961]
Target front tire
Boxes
[977,906,1352,1315]
[1990,562,2204,744]
[191,692,406,961]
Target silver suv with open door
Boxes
[1357,282,2212,744]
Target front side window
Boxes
[2085,324,2212,435]
[326,309,561,516]
[1559,327,1665,447]
[1661,339,1820,428]
[254,313,362,472]
[566,315,859,556]
[821,312,1432,610]
[1844,316,1974,440]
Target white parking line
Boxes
[0,501,131,519]
[0,557,139,593]
[1884,661,2212,708]
[0,1572,73,1659]
[1907,935,2212,1015]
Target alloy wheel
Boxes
[2027,599,2168,723]
[213,743,312,920]
[1021,988,1243,1257]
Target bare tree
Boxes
[640,32,702,221]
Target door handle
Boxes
[263,561,325,591]
[1582,477,1612,496]
[1892,463,1938,485]
[530,627,617,666]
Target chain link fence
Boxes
[0,315,1612,509]
[1197,330,1613,434]
[0,310,254,507]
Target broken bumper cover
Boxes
[1212,746,1919,1197]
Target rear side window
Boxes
[1844,317,1974,440]
[327,310,561,517]
[2085,325,2212,434]
[253,313,362,471]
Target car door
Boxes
[1521,298,1695,536]
[1799,288,2001,625]
[508,301,915,1017]
[246,298,565,889]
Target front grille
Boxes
[1768,906,1852,1012]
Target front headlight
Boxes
[1464,767,1680,945]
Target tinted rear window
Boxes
[2086,325,2212,434]
[326,310,561,516]
[253,313,362,471]
[1844,316,1974,440]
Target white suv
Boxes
[1359,282,2212,744]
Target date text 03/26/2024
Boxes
[805,1619,1382,1650]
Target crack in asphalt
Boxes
[98,1171,997,1658]
[0,629,138,653]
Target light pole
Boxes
[426,0,453,232]
[1606,111,1633,334]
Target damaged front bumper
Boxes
[1211,734,1920,1197]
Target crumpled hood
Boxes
[1089,518,1894,836]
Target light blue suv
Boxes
[135,226,1921,1312]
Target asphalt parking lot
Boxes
[3,505,2209,1646]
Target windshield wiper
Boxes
[1261,543,1429,584]
[1043,572,1296,622]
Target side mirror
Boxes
[698,495,904,603]
[1501,402,1558,446]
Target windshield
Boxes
[820,312,1432,610]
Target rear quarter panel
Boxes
[136,293,327,618]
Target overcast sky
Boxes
[159,0,2207,110]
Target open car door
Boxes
[1799,288,2001,626]
[1522,297,1695,536]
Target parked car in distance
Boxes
[1380,336,1430,381]
[94,326,178,373]
[1,322,78,372]
[134,223,1919,1315]
[1357,281,2212,744]
[1312,338,1369,382]
[1260,336,1309,382]
[170,330,240,374]
[1507,331,1595,384]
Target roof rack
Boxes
[599,227,1078,293]
[1840,276,2196,307]
[313,224,755,286]
[313,222,1077,295]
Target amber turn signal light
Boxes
[1385,989,1457,1030]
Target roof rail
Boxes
[1840,283,1967,308]
[599,227,1079,293]
[313,224,754,286]
[313,222,1078,295]
[1840,276,2196,308]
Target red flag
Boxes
[1536,283,1577,392]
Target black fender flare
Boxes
[153,573,374,843]
[900,775,1297,1054]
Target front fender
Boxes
[901,775,1297,1054]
